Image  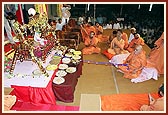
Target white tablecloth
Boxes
[4,50,58,88]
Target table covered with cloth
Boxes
[5,51,57,105]
[52,60,83,103]
[9,69,57,105]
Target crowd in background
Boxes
[74,9,164,49]
[69,4,164,49]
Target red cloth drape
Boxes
[10,70,58,105]
[11,101,79,111]
[52,59,83,102]
[4,42,20,54]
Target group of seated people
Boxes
[120,31,163,76]
[103,28,144,58]
[110,31,164,81]
[80,21,109,55]
[50,19,164,79]
[80,22,141,56]
[80,22,164,81]
[80,21,145,56]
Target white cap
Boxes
[28,8,36,16]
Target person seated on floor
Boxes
[94,22,109,42]
[4,95,17,111]
[108,30,117,44]
[102,30,116,59]
[146,32,164,75]
[140,83,164,111]
[107,29,128,56]
[102,29,128,60]
[80,22,96,46]
[121,29,129,50]
[82,31,101,55]
[79,20,87,42]
[117,45,147,79]
[126,33,144,53]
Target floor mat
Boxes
[80,94,101,111]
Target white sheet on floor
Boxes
[131,67,158,83]
[109,53,130,66]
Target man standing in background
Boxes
[4,4,17,44]
[128,27,136,43]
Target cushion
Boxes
[102,50,114,60]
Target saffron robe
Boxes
[127,37,144,53]
[118,50,147,79]
[146,32,164,74]
[82,36,101,55]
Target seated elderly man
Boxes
[118,45,147,79]
[127,33,144,53]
